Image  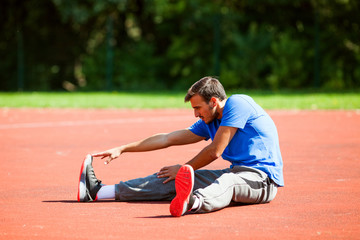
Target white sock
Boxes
[97,185,115,200]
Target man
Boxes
[77,76,284,217]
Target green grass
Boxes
[248,92,360,110]
[0,91,359,110]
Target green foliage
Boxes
[267,33,308,90]
[112,41,164,90]
[1,0,359,91]
[221,23,273,89]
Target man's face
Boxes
[190,95,218,124]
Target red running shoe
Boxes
[170,165,195,217]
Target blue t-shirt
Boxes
[188,94,284,186]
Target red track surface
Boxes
[0,108,359,239]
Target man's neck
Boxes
[216,99,227,119]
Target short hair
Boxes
[184,77,227,103]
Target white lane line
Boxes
[0,115,192,129]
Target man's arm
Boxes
[186,126,237,170]
[93,129,205,164]
[157,126,237,183]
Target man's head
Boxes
[184,76,227,103]
[185,77,227,124]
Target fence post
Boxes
[213,14,221,77]
[106,15,114,91]
[17,28,24,91]
[314,9,320,88]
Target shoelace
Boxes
[88,167,102,185]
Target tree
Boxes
[0,0,359,91]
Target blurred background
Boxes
[1,0,359,92]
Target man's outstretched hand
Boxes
[92,147,122,165]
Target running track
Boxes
[0,108,359,239]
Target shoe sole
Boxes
[77,154,93,202]
[170,165,194,217]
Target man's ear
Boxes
[210,97,217,107]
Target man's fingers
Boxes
[157,171,166,178]
[92,152,118,164]
[92,152,103,157]
[104,156,114,165]
[159,166,169,172]
[157,167,167,175]
[92,152,109,158]
[163,176,174,184]
[157,169,169,178]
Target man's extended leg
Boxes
[115,173,176,201]
[77,154,175,202]
[77,156,223,202]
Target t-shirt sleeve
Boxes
[221,96,253,129]
[188,119,210,140]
